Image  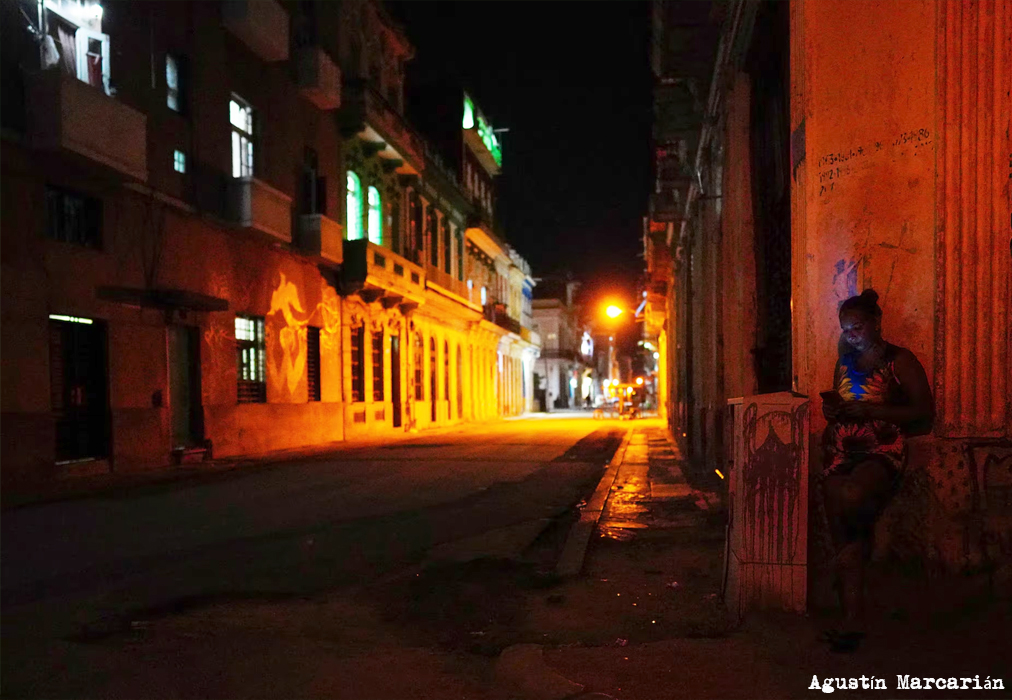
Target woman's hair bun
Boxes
[839,288,883,317]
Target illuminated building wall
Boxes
[0,0,539,488]
[653,0,1010,571]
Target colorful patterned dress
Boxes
[823,344,906,476]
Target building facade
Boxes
[650,0,1011,572]
[0,0,537,489]
[532,281,593,411]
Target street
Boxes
[2,416,623,698]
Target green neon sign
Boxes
[463,93,502,168]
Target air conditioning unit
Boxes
[723,392,810,622]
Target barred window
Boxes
[45,185,102,249]
[372,331,384,401]
[350,326,365,402]
[235,315,266,403]
[307,326,321,402]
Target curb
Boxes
[555,426,634,578]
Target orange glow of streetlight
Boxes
[605,304,623,319]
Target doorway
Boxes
[391,334,402,428]
[49,316,109,462]
[169,325,203,448]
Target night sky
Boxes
[388,2,654,310]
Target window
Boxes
[46,7,111,93]
[166,54,187,112]
[236,316,266,403]
[230,96,254,178]
[346,171,363,240]
[442,220,452,273]
[173,150,186,173]
[413,333,424,400]
[456,229,465,281]
[45,185,101,248]
[427,207,439,266]
[480,286,487,306]
[307,326,321,402]
[372,331,384,401]
[367,185,382,245]
[350,326,365,402]
[444,340,450,409]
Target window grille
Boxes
[45,185,101,249]
[350,326,365,402]
[235,315,266,403]
[230,96,254,178]
[372,331,384,401]
[307,326,321,401]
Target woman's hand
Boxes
[823,401,841,421]
[837,401,871,421]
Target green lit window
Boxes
[367,185,382,245]
[346,171,363,240]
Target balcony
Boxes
[297,214,343,264]
[222,0,289,62]
[484,302,522,335]
[338,79,425,174]
[295,46,341,110]
[341,240,426,310]
[26,70,147,181]
[226,177,292,243]
[425,265,472,305]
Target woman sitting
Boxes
[820,289,934,650]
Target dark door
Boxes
[391,334,402,428]
[50,318,109,462]
[169,325,203,448]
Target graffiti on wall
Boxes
[817,128,931,198]
[742,401,809,569]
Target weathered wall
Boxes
[797,0,938,412]
[795,0,1012,570]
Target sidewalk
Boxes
[529,421,1010,700]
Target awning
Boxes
[96,286,229,312]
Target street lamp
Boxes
[605,304,623,319]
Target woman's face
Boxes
[839,309,881,353]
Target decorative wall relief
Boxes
[268,272,309,399]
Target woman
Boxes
[820,289,934,650]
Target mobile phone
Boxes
[820,390,843,405]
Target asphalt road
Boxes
[2,416,623,658]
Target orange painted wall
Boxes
[796,0,938,432]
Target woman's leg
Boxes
[822,458,894,627]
